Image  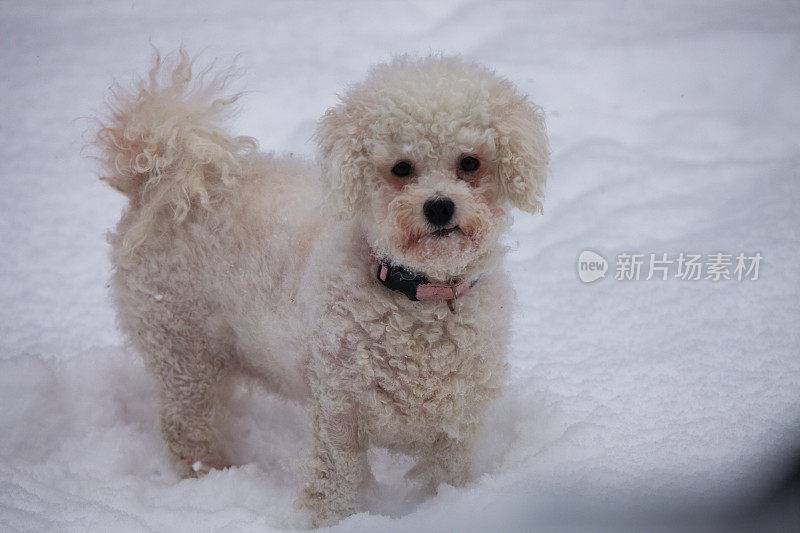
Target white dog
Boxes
[96,50,548,526]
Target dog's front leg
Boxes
[405,433,473,492]
[299,392,368,527]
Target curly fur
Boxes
[96,49,257,250]
[96,50,548,527]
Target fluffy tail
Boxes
[95,49,257,250]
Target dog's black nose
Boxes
[423,197,455,227]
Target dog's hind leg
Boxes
[154,339,232,477]
[114,275,232,476]
[405,433,473,491]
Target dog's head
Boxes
[316,55,548,279]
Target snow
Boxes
[1,1,799,531]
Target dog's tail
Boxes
[95,49,257,250]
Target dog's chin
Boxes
[392,226,486,277]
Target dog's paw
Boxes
[295,479,357,528]
[295,490,339,528]
[404,458,469,492]
[175,455,232,478]
[403,461,439,494]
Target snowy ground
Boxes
[1,1,799,531]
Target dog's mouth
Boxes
[430,226,460,237]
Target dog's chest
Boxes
[357,301,505,444]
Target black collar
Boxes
[373,256,479,306]
[375,259,429,301]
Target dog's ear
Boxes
[315,106,368,219]
[493,97,550,214]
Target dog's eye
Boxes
[391,161,413,177]
[459,156,480,172]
